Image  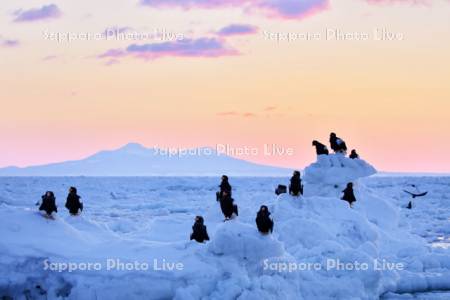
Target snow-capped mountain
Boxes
[0,143,292,176]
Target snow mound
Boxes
[303,154,377,197]
[353,183,400,230]
[209,220,285,262]
[0,206,112,258]
[271,192,424,299]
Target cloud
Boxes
[104,26,134,34]
[141,0,433,20]
[255,0,329,19]
[97,48,127,59]
[0,37,20,48]
[105,59,120,66]
[217,111,257,118]
[217,106,282,118]
[366,0,428,3]
[141,0,329,20]
[13,4,61,22]
[217,24,259,36]
[127,38,237,58]
[141,0,244,9]
[264,106,277,111]
[42,55,58,61]
[217,111,239,116]
[98,37,238,61]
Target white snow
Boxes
[303,154,377,197]
[0,154,449,299]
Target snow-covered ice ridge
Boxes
[0,154,449,299]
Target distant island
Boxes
[0,143,292,176]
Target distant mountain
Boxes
[0,143,292,176]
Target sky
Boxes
[0,0,449,172]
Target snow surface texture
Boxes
[0,155,449,299]
[303,154,377,197]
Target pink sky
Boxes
[0,0,449,172]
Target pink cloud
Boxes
[42,55,58,61]
[97,48,127,59]
[97,38,238,62]
[141,0,329,20]
[0,37,20,48]
[217,111,239,116]
[264,106,277,111]
[255,0,329,20]
[104,26,133,34]
[366,0,429,3]
[13,4,62,22]
[141,0,433,19]
[217,111,258,118]
[141,0,244,9]
[105,59,120,66]
[217,24,259,36]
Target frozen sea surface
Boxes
[361,176,450,248]
[0,177,286,241]
[0,171,449,299]
[0,176,449,245]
